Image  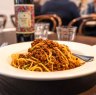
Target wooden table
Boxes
[0,28,17,45]
[48,33,96,45]
[0,31,96,95]
[16,30,96,45]
[0,27,95,46]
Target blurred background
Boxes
[0,0,93,28]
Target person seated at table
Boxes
[41,0,80,26]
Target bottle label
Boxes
[15,5,35,32]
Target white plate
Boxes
[0,41,96,80]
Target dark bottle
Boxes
[14,0,35,42]
[14,0,33,4]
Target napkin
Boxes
[0,42,8,47]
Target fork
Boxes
[73,53,94,62]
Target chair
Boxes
[10,14,62,32]
[35,14,57,31]
[10,15,16,27]
[78,15,96,35]
[68,15,91,28]
[68,14,96,35]
[0,14,7,28]
[45,14,62,27]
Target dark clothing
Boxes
[41,1,80,25]
[34,2,41,16]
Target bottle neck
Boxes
[14,0,32,4]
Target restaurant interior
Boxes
[0,0,96,95]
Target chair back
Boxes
[0,14,7,28]
[46,14,62,26]
[10,15,16,27]
[10,14,62,32]
[35,14,57,31]
[68,14,96,35]
[78,15,96,35]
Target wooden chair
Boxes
[78,15,96,35]
[10,14,62,32]
[68,14,96,35]
[68,15,92,28]
[10,15,16,27]
[0,14,7,28]
[46,14,62,26]
[35,14,57,31]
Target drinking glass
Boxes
[56,26,77,41]
[34,23,49,40]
